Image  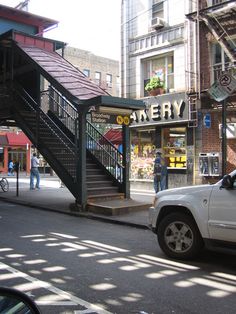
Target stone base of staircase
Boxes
[86,198,151,216]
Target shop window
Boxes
[142,54,174,96]
[162,127,186,169]
[130,128,157,180]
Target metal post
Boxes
[221,99,227,177]
[122,124,130,199]
[75,111,87,209]
[15,162,19,197]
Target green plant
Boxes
[145,77,165,91]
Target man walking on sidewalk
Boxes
[30,153,40,190]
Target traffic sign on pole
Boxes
[208,72,236,102]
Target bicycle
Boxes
[0,177,9,192]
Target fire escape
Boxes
[186,0,236,127]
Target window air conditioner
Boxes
[151,17,164,30]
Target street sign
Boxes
[218,73,236,94]
[91,112,130,125]
[203,113,211,128]
[208,72,236,102]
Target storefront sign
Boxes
[91,112,130,125]
[130,93,188,125]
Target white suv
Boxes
[149,170,236,259]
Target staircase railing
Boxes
[42,85,124,184]
[41,86,78,134]
[12,82,77,180]
[86,121,123,183]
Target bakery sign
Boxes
[130,92,189,125]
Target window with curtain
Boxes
[143,54,174,96]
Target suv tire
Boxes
[157,212,203,259]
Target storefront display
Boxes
[162,127,186,168]
[130,125,187,180]
[130,129,156,180]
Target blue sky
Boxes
[0,0,121,60]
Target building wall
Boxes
[0,18,36,36]
[201,109,236,173]
[122,0,191,191]
[63,47,120,97]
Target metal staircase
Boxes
[201,13,236,64]
[10,82,124,203]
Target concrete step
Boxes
[86,198,151,216]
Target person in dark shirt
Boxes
[153,151,167,193]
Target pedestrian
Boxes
[153,151,167,193]
[8,160,14,176]
[30,153,40,190]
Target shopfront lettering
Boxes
[131,96,187,125]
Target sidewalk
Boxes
[0,174,153,229]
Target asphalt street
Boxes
[0,201,236,314]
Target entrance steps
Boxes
[86,197,151,216]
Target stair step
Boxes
[87,174,109,180]
[87,186,119,195]
[86,198,151,216]
[87,169,104,175]
[87,180,113,188]
[87,193,125,203]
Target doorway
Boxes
[8,148,27,172]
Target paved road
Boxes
[1,201,236,314]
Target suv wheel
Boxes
[157,213,203,259]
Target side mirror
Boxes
[220,175,233,189]
[0,287,40,314]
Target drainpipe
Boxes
[196,0,201,99]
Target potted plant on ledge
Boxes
[145,77,165,96]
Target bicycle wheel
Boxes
[0,178,9,192]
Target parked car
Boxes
[149,170,236,259]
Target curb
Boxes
[0,196,149,230]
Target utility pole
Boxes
[221,99,227,177]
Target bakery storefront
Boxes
[130,92,194,191]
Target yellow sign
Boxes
[123,116,130,125]
[116,115,124,125]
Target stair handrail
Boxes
[86,121,123,183]
[41,86,78,134]
[86,120,123,164]
[12,82,75,155]
[42,85,124,183]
